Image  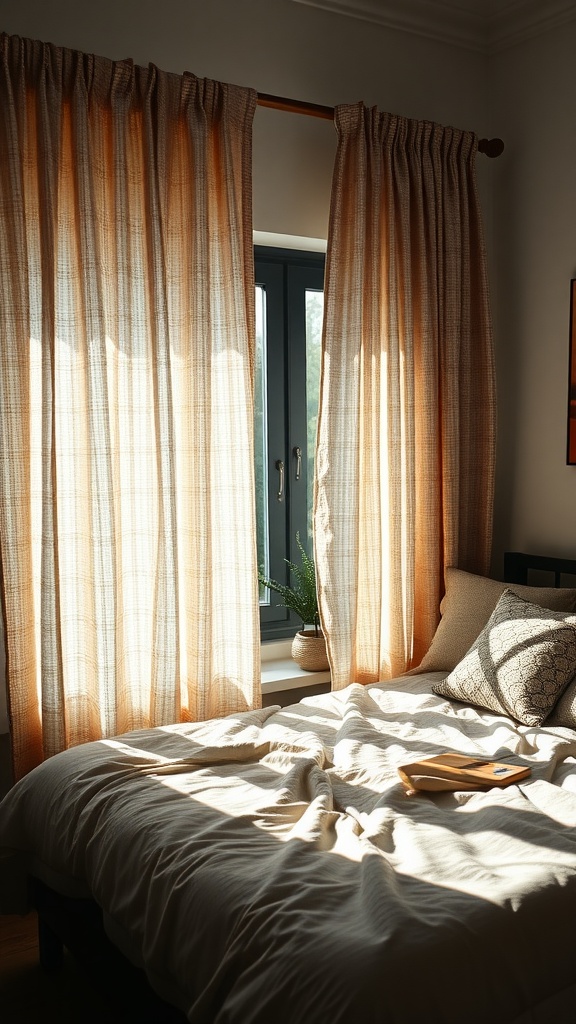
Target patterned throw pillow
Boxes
[432,589,576,727]
[546,678,576,729]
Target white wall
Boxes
[490,20,576,573]
[0,0,492,731]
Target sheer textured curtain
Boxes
[315,103,496,690]
[0,34,260,779]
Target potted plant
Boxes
[258,534,329,672]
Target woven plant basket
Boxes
[291,629,329,672]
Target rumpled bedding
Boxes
[2,672,576,1024]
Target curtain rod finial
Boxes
[478,137,504,158]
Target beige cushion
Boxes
[418,567,576,673]
[432,590,576,726]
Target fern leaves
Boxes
[258,533,320,631]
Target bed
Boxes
[3,551,576,1023]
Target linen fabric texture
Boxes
[4,675,576,1023]
[432,589,576,726]
[419,567,576,673]
[315,103,496,689]
[0,33,259,778]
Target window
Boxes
[254,246,325,639]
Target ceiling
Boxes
[290,0,576,52]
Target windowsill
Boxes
[261,639,331,694]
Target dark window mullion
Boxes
[287,265,312,562]
[256,260,290,633]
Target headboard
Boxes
[504,551,576,588]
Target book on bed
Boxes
[397,753,531,794]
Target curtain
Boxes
[315,102,496,690]
[0,33,260,779]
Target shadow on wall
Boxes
[0,613,6,733]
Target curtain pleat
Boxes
[315,103,496,690]
[0,33,260,778]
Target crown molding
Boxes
[290,0,576,53]
[291,0,489,51]
[488,0,576,52]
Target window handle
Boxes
[276,459,285,501]
[293,446,302,481]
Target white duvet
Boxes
[2,672,576,1024]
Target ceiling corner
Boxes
[290,0,576,53]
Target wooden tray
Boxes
[398,752,531,794]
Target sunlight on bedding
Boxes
[3,672,576,1024]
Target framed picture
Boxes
[568,279,576,464]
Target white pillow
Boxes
[432,589,576,727]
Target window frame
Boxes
[255,245,325,641]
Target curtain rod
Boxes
[257,92,504,158]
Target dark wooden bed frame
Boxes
[503,550,576,586]
[27,550,576,1022]
[33,876,188,1023]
